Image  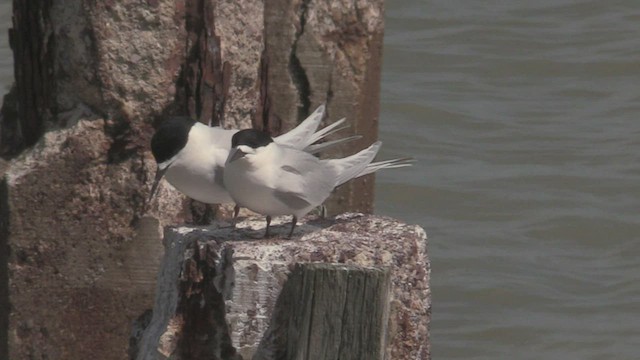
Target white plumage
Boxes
[223,130,413,237]
[149,105,356,205]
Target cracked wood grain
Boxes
[255,263,391,360]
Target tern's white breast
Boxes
[165,124,236,204]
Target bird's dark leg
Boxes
[264,215,272,238]
[287,216,297,239]
[232,204,240,227]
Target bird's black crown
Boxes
[150,116,196,164]
[231,129,274,149]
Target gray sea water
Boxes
[0,1,10,96]
[1,1,639,359]
[377,1,640,359]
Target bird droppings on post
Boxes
[135,213,430,360]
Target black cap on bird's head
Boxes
[228,129,274,162]
[148,116,196,204]
[231,129,274,148]
[150,116,196,164]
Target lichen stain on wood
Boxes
[175,239,239,359]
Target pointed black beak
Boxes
[148,165,169,204]
[228,148,247,163]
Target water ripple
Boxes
[378,0,640,358]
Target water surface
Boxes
[377,1,640,359]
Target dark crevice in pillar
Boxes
[104,115,138,164]
[1,0,56,156]
[186,199,216,226]
[128,309,153,360]
[0,86,19,159]
[175,240,239,359]
[255,49,284,136]
[288,0,312,122]
[255,49,271,132]
[177,0,230,127]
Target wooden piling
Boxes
[135,214,430,360]
[255,263,391,360]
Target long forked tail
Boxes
[327,141,414,187]
[328,141,382,186]
[357,157,414,178]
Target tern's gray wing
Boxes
[272,148,337,209]
[273,191,313,211]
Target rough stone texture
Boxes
[0,161,9,360]
[87,0,185,119]
[1,0,388,358]
[5,0,186,152]
[214,0,264,129]
[138,214,430,360]
[2,118,184,360]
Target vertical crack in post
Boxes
[255,49,271,132]
[2,0,56,156]
[289,0,312,122]
[194,0,205,121]
[180,0,228,126]
[303,267,317,360]
[128,309,153,360]
[0,86,19,157]
[175,240,238,359]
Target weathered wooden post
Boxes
[134,215,430,360]
[254,263,391,360]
